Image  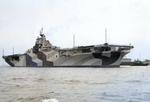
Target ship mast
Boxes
[105,28,107,44]
[13,47,14,55]
[2,49,4,56]
[73,34,75,48]
[40,26,44,37]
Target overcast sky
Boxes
[0,0,150,66]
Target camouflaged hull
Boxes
[3,46,133,67]
[2,30,133,67]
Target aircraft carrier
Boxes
[3,28,133,67]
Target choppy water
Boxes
[0,66,150,102]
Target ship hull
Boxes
[3,50,129,67]
[2,28,134,67]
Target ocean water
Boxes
[0,66,150,102]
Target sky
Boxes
[0,0,150,66]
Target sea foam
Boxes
[39,99,59,102]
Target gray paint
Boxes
[2,30,134,67]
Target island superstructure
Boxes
[3,28,134,67]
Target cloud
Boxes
[0,0,150,65]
